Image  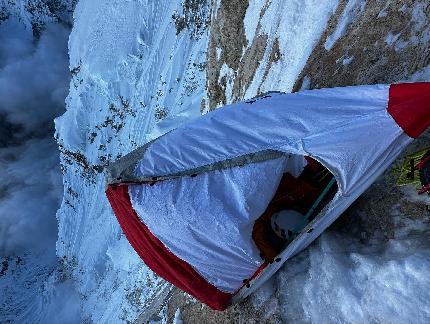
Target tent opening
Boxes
[252,156,338,262]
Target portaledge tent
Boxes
[106,82,430,310]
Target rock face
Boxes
[293,0,430,90]
[54,0,430,323]
[205,0,340,110]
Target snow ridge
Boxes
[55,0,210,321]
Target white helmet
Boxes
[271,209,304,240]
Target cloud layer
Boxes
[0,18,70,256]
[0,18,70,133]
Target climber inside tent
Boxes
[253,157,338,262]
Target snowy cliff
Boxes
[2,0,429,323]
[55,0,430,323]
[55,1,211,322]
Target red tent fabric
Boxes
[388,82,430,138]
[106,185,232,310]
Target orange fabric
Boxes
[252,206,281,263]
[252,172,320,262]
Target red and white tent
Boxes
[106,83,430,310]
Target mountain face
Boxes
[2,0,429,323]
[56,0,430,323]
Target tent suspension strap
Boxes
[295,176,337,235]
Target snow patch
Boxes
[173,308,183,324]
[411,2,430,45]
[216,47,222,60]
[324,0,366,51]
[276,224,430,323]
[243,0,266,44]
[219,63,236,102]
[399,3,408,13]
[385,31,401,46]
[406,64,430,82]
[300,76,311,90]
[377,10,387,18]
[400,185,430,206]
[245,0,339,95]
[342,55,354,65]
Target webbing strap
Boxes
[293,177,337,236]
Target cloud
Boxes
[0,12,81,323]
[0,18,70,132]
[0,137,63,255]
[0,17,70,255]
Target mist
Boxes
[0,12,81,323]
[0,18,69,256]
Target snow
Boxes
[216,47,222,60]
[243,0,267,44]
[384,2,430,52]
[54,0,211,321]
[300,76,311,90]
[276,213,430,323]
[218,63,236,103]
[385,32,402,46]
[400,185,430,206]
[54,0,429,313]
[343,56,354,65]
[243,0,339,95]
[377,10,388,18]
[324,0,366,51]
[385,2,430,52]
[4,0,427,322]
[248,204,430,323]
[406,64,430,82]
[173,308,183,324]
[336,55,354,65]
[411,2,430,45]
[0,251,81,324]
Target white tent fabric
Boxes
[129,84,413,293]
[129,157,287,292]
[135,84,404,194]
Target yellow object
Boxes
[395,147,430,187]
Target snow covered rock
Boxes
[52,0,430,322]
[55,0,211,322]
